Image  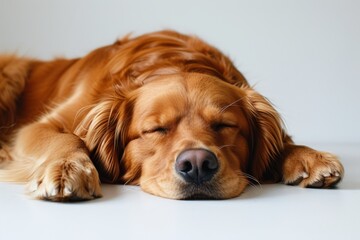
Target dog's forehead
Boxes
[185,73,242,102]
[138,74,186,98]
[131,73,245,123]
[137,73,241,106]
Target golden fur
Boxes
[0,30,344,201]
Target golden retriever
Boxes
[0,30,344,201]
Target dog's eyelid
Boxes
[142,126,169,134]
[211,121,238,131]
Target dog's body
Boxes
[0,30,344,201]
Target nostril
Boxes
[202,159,218,171]
[178,160,193,173]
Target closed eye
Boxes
[211,122,238,132]
[142,126,169,135]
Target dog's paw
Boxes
[282,146,344,188]
[26,153,102,201]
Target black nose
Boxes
[175,149,219,184]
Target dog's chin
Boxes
[142,178,241,200]
[177,182,222,200]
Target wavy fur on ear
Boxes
[74,98,131,183]
[241,87,286,179]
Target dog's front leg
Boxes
[13,121,102,201]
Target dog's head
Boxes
[76,31,285,199]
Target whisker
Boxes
[123,177,135,186]
[243,173,262,186]
[138,175,158,186]
[236,171,262,191]
[220,97,245,113]
[123,168,142,186]
[217,145,236,150]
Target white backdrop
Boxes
[0,0,359,144]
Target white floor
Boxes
[0,143,359,240]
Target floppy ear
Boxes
[241,87,286,180]
[74,99,132,183]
